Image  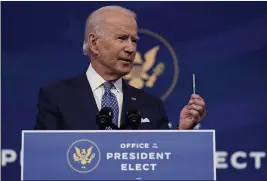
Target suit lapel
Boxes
[120,80,130,127]
[74,73,99,129]
[120,80,139,129]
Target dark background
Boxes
[2,1,267,180]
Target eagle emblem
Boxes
[124,45,165,89]
[67,139,100,173]
[73,146,95,169]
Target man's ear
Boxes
[87,33,99,56]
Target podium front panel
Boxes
[22,130,216,180]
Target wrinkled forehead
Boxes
[105,22,138,36]
[101,12,138,37]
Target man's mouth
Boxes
[119,58,132,63]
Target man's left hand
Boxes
[178,94,206,129]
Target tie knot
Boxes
[103,81,114,91]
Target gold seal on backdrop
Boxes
[124,29,179,101]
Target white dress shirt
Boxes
[86,64,123,127]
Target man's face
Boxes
[96,12,138,77]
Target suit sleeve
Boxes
[34,87,61,130]
[156,100,171,129]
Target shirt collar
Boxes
[86,63,123,94]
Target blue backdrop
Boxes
[1,1,267,180]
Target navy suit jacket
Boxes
[34,73,170,130]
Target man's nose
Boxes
[124,40,136,54]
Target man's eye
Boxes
[132,39,137,43]
[118,36,126,40]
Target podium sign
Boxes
[22,130,216,180]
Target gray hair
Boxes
[83,6,137,56]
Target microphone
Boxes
[96,107,113,130]
[127,109,141,130]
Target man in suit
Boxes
[34,5,206,130]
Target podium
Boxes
[21,130,216,180]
